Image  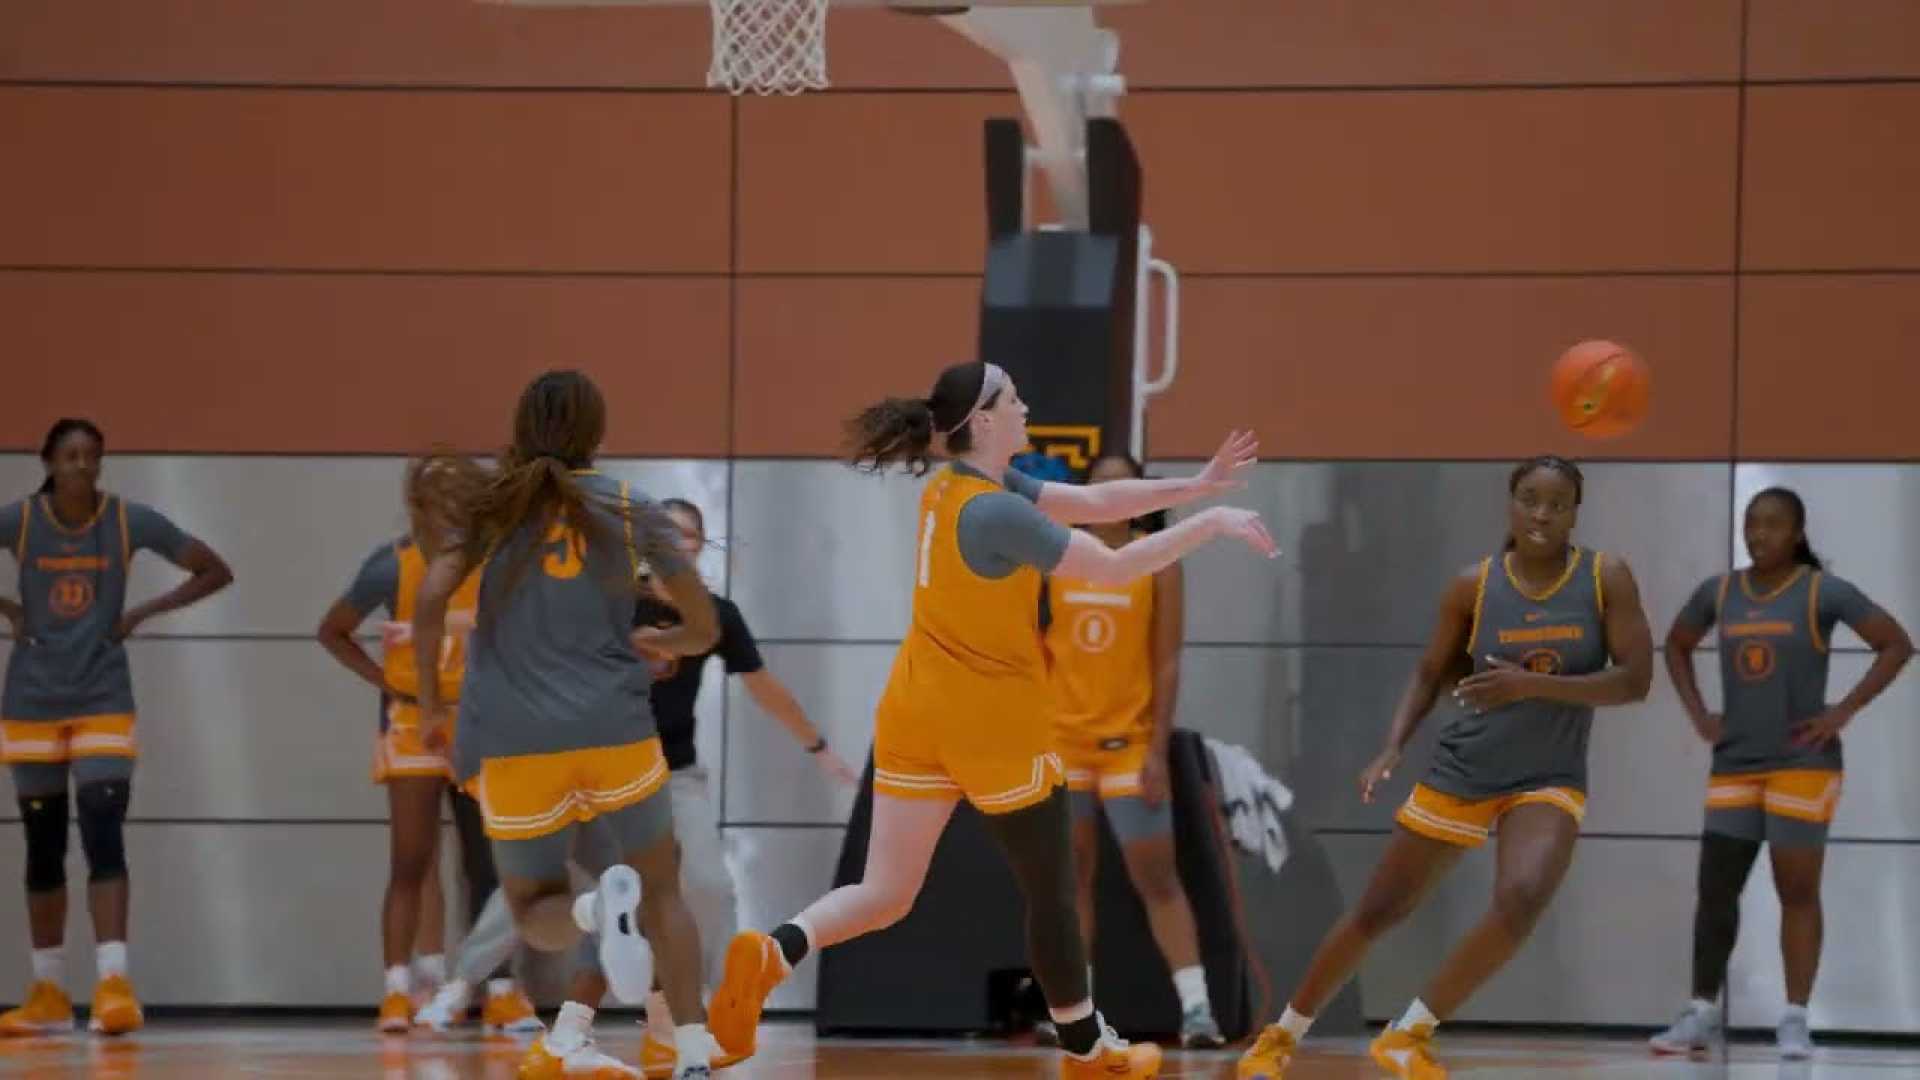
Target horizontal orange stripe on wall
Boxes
[0,272,730,456]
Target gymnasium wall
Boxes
[1,0,1918,1029]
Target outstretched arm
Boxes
[1052,506,1275,586]
[1034,430,1258,525]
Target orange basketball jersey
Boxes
[883,467,1048,714]
[1044,571,1155,747]
[383,542,481,702]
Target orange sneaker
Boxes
[483,984,543,1035]
[518,1032,641,1079]
[0,981,75,1036]
[1236,1024,1298,1079]
[639,1029,746,1079]
[706,930,787,1060]
[1059,1030,1162,1079]
[1369,1026,1448,1079]
[88,976,143,1036]
[377,991,414,1034]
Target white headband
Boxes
[943,362,1008,437]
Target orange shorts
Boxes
[372,701,454,784]
[469,738,669,842]
[1396,782,1587,849]
[1705,769,1842,845]
[1058,737,1149,800]
[872,693,1063,815]
[0,714,137,763]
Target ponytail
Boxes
[845,398,939,476]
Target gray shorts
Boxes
[1069,787,1173,844]
[490,790,674,882]
[1703,770,1841,849]
[10,757,134,797]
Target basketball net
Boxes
[708,0,830,94]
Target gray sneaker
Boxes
[1180,1005,1225,1049]
[1031,1019,1059,1047]
[1778,1011,1815,1060]
[1649,1002,1721,1055]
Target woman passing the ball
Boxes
[1239,456,1653,1080]
[1650,487,1910,1060]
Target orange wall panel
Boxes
[1742,85,1920,271]
[1150,276,1733,460]
[1131,88,1739,274]
[733,277,982,456]
[1738,276,1920,461]
[0,0,710,88]
[0,272,729,455]
[1747,0,1920,80]
[0,87,730,272]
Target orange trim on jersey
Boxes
[1714,573,1732,622]
[36,493,111,537]
[1592,551,1606,615]
[1502,546,1582,603]
[117,497,130,567]
[1807,572,1826,653]
[1466,557,1491,656]
[1740,565,1808,605]
[13,502,27,563]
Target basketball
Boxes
[1551,339,1650,438]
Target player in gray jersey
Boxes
[0,418,231,1039]
[408,371,725,1080]
[1241,457,1653,1080]
[1652,487,1911,1060]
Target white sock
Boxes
[31,947,63,985]
[96,941,128,979]
[1394,998,1439,1034]
[384,965,411,996]
[1278,1005,1313,1040]
[413,953,447,985]
[673,1022,715,1069]
[485,978,514,999]
[549,1001,595,1051]
[646,990,676,1040]
[1691,997,1720,1017]
[1172,965,1210,1015]
[1783,1003,1809,1022]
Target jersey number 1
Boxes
[916,511,936,589]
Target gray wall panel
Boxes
[1164,462,1730,646]
[722,644,884,826]
[726,825,846,1011]
[728,461,919,642]
[1323,833,1702,1026]
[1827,650,1920,841]
[1734,464,1920,648]
[0,824,392,1005]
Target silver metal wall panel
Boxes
[0,639,384,820]
[1827,650,1920,841]
[1161,462,1731,646]
[1580,659,1719,836]
[1734,464,1920,648]
[0,455,730,637]
[1723,841,1920,1032]
[1320,833,1702,1026]
[0,823,392,1005]
[727,461,923,642]
[1170,645,1301,767]
[724,825,847,1011]
[721,644,887,826]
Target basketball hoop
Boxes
[707,0,829,94]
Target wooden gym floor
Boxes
[0,1020,1915,1077]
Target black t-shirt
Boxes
[634,590,764,770]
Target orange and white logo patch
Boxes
[49,574,94,619]
[1071,609,1118,654]
[1736,639,1777,681]
[1519,648,1563,675]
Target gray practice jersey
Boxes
[1425,548,1612,799]
[1676,568,1878,774]
[1,495,194,720]
[455,471,689,780]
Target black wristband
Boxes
[805,736,828,754]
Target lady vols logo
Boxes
[1736,639,1777,681]
[49,573,95,618]
[1519,648,1563,675]
[1071,609,1118,654]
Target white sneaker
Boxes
[1649,1001,1721,1055]
[521,1032,643,1078]
[587,865,654,1005]
[1778,1011,1815,1060]
[414,979,473,1033]
[671,1026,723,1079]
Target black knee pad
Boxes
[75,780,131,883]
[20,793,70,893]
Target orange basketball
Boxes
[1551,339,1649,438]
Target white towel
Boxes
[1204,737,1293,874]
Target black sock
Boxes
[1058,1011,1102,1056]
[770,922,810,969]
